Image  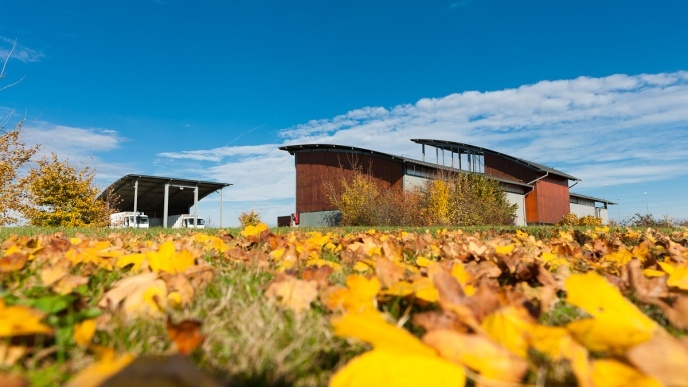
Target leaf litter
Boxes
[0,225,687,385]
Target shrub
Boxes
[325,165,516,227]
[238,209,262,227]
[558,213,602,226]
[627,213,674,228]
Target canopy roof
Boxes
[98,174,232,217]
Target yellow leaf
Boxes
[495,244,515,255]
[240,222,269,237]
[330,348,465,387]
[415,256,434,268]
[642,269,666,277]
[324,275,380,313]
[481,307,534,359]
[601,248,634,266]
[665,263,688,290]
[423,329,528,383]
[565,272,657,352]
[591,359,661,387]
[65,353,135,387]
[115,253,146,271]
[332,311,435,356]
[411,276,439,303]
[0,299,53,337]
[539,251,569,270]
[73,319,96,347]
[527,325,592,387]
[147,241,195,274]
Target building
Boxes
[279,139,614,226]
[98,174,232,227]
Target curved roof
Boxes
[98,174,232,216]
[279,143,405,161]
[411,139,580,181]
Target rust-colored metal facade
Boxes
[484,154,571,224]
[524,176,571,224]
[283,141,579,225]
[484,153,538,183]
[294,151,404,213]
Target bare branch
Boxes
[1,39,18,79]
[0,75,26,92]
[0,39,26,90]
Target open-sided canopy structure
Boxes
[98,174,232,223]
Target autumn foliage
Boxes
[20,153,113,227]
[0,125,39,225]
[2,225,688,385]
[325,164,516,227]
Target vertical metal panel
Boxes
[533,176,570,224]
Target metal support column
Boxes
[219,188,223,228]
[193,186,199,227]
[133,179,139,228]
[163,183,169,228]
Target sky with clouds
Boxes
[2,0,687,226]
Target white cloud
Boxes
[0,37,45,63]
[157,71,688,224]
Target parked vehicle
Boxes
[110,212,149,228]
[168,214,206,229]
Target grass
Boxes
[2,224,687,385]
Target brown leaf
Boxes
[0,253,27,273]
[300,265,334,289]
[40,260,70,286]
[52,275,89,295]
[412,311,467,333]
[0,372,29,387]
[161,274,195,307]
[166,317,205,355]
[184,264,215,290]
[265,277,318,313]
[375,257,406,288]
[626,333,688,386]
[627,259,668,303]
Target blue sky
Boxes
[2,0,687,226]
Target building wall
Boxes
[299,210,341,227]
[506,192,526,226]
[484,154,538,183]
[294,151,404,213]
[527,176,570,224]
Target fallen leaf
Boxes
[626,332,688,386]
[65,352,135,387]
[166,317,205,355]
[265,277,318,313]
[74,319,97,347]
[0,299,53,337]
[564,271,657,352]
[330,348,465,387]
[0,253,27,273]
[591,359,661,387]
[423,329,528,383]
[323,275,380,313]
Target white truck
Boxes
[109,212,150,228]
[168,214,206,229]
